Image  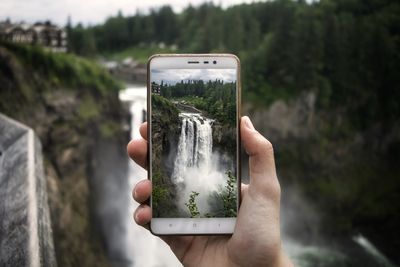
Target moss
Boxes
[99,121,120,138]
[78,97,100,121]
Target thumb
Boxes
[241,116,280,198]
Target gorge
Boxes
[1,42,397,267]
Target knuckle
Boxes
[261,138,274,155]
[271,178,281,200]
[254,175,281,201]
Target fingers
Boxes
[139,122,148,141]
[134,204,152,225]
[127,138,148,169]
[240,116,280,198]
[132,179,152,203]
[127,122,148,169]
[132,180,152,226]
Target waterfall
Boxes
[172,113,213,183]
[171,113,225,215]
[119,86,181,267]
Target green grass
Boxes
[1,41,122,93]
[101,45,175,63]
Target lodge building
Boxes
[0,20,67,52]
[151,82,161,95]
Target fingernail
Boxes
[244,116,255,130]
[135,210,140,222]
[133,188,137,200]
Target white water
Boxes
[171,113,225,215]
[120,87,181,267]
[280,187,396,267]
[352,234,396,267]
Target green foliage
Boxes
[1,42,121,94]
[221,170,238,217]
[151,169,176,217]
[99,121,120,138]
[102,45,174,63]
[152,185,168,211]
[151,140,181,218]
[206,170,238,217]
[181,171,237,218]
[67,1,400,130]
[160,80,236,126]
[185,191,201,218]
[151,94,180,121]
[78,96,100,121]
[175,96,207,111]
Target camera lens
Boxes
[213,60,217,64]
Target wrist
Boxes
[224,247,293,267]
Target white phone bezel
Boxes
[148,54,240,235]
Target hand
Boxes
[127,116,292,267]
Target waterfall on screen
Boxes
[171,113,225,215]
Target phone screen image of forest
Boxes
[151,68,238,218]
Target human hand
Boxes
[127,116,292,267]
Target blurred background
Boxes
[0,0,399,266]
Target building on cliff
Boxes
[0,20,67,52]
[151,82,161,95]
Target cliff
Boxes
[150,95,181,217]
[0,43,125,267]
[244,91,400,262]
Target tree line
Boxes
[158,79,236,126]
[68,0,399,131]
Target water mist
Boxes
[171,113,226,215]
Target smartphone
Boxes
[147,54,241,235]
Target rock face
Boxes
[0,44,125,267]
[211,120,236,156]
[0,114,56,267]
[246,91,317,142]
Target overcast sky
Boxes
[0,0,262,27]
[151,69,236,85]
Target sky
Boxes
[0,0,263,27]
[151,69,236,85]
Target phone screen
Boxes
[150,66,238,219]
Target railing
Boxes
[0,114,56,267]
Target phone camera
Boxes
[213,60,217,64]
